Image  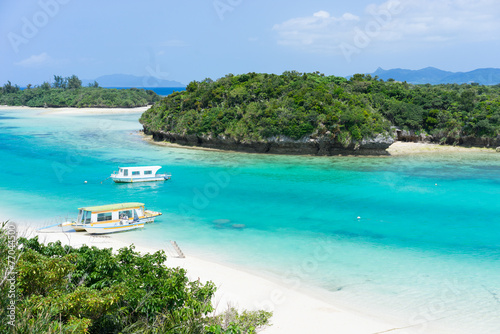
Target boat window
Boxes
[97,212,113,222]
[84,211,91,224]
[132,171,140,175]
[144,170,152,175]
[123,169,128,176]
[119,210,133,219]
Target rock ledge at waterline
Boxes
[142,128,394,156]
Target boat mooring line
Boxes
[37,222,65,231]
[100,176,112,184]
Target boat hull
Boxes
[111,174,171,183]
[73,225,87,231]
[143,210,162,223]
[84,222,145,234]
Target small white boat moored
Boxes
[110,166,171,183]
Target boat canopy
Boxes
[79,202,145,213]
[118,166,162,173]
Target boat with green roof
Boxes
[71,202,162,234]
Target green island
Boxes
[0,75,160,108]
[140,71,500,155]
[0,223,271,333]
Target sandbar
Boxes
[0,105,149,115]
[387,140,497,155]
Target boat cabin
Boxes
[75,202,146,227]
[118,166,161,178]
[110,166,171,183]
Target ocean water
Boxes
[0,108,499,333]
[102,86,186,96]
[20,87,186,97]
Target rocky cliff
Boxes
[142,127,395,156]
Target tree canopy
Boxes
[0,75,160,108]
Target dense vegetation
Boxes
[140,71,500,146]
[0,75,160,108]
[0,223,271,333]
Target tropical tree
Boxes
[67,75,82,89]
[53,75,66,89]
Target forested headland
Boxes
[0,75,160,108]
[140,71,500,155]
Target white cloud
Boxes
[273,0,500,55]
[341,13,360,21]
[272,10,361,52]
[14,52,53,67]
[313,11,330,19]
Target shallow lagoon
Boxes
[1,108,499,333]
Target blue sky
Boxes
[1,0,499,86]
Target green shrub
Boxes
[0,223,272,333]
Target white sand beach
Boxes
[0,105,149,115]
[0,220,457,334]
[386,140,498,155]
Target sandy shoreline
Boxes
[386,140,497,155]
[3,220,420,334]
[0,105,149,115]
[142,131,498,157]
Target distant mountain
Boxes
[439,68,500,85]
[367,67,500,85]
[83,74,185,88]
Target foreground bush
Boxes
[0,222,271,333]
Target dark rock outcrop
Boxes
[143,127,394,156]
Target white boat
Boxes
[72,202,162,234]
[110,166,171,183]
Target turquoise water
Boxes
[1,108,499,333]
[101,87,186,96]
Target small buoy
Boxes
[435,183,437,186]
[357,216,361,219]
[84,181,87,183]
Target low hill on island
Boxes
[140,72,500,155]
[0,75,160,108]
